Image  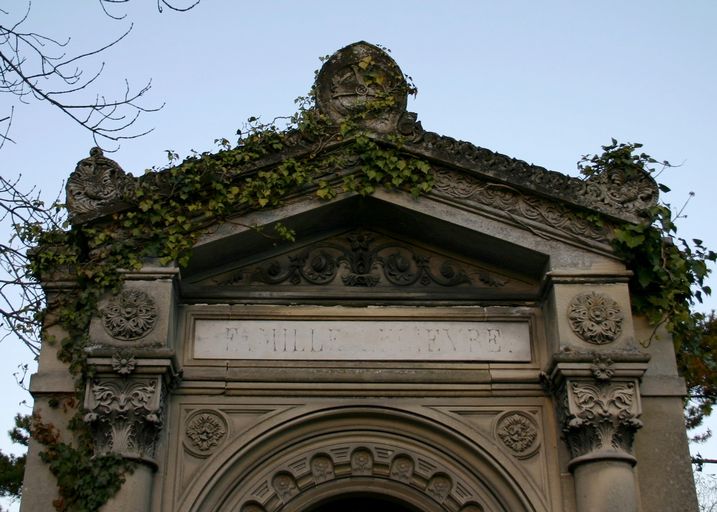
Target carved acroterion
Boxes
[66,147,131,223]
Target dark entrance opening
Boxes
[307,494,422,512]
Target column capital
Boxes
[545,352,649,470]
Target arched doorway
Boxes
[306,493,420,512]
[183,406,542,512]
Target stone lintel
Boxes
[544,270,633,286]
[28,371,76,394]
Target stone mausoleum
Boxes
[22,42,698,511]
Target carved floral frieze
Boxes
[567,292,623,345]
[101,289,158,341]
[432,168,610,242]
[415,135,658,223]
[208,230,519,294]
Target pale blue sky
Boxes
[2,1,716,508]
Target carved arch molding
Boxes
[183,408,541,512]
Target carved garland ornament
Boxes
[414,132,658,221]
[185,411,228,454]
[495,412,539,458]
[102,289,158,341]
[567,292,623,344]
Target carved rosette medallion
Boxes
[184,410,228,455]
[83,376,164,463]
[102,289,158,341]
[111,350,137,375]
[66,147,131,223]
[315,42,410,133]
[568,292,623,344]
[495,411,540,458]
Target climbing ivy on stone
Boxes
[24,75,434,510]
[579,140,717,428]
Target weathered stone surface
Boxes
[66,147,132,224]
[193,318,531,361]
[315,41,410,134]
[25,42,698,512]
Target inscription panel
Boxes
[193,319,531,361]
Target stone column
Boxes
[548,354,648,512]
[543,272,649,512]
[84,264,180,511]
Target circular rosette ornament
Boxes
[102,289,158,341]
[495,411,540,459]
[184,410,228,456]
[567,292,623,344]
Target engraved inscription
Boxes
[193,319,531,361]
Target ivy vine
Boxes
[26,63,433,510]
[19,59,716,508]
[579,139,717,428]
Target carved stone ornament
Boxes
[66,147,132,223]
[315,41,411,133]
[83,376,164,462]
[557,379,642,461]
[238,442,488,512]
[591,354,615,381]
[102,289,158,341]
[409,134,659,222]
[211,230,517,294]
[433,168,611,242]
[111,350,137,375]
[568,292,623,344]
[185,410,228,455]
[495,411,540,458]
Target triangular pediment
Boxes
[183,222,539,302]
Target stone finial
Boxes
[315,41,414,133]
[66,147,131,224]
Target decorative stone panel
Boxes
[102,289,158,341]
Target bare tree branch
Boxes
[0,176,65,356]
[0,4,165,149]
[0,0,200,150]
